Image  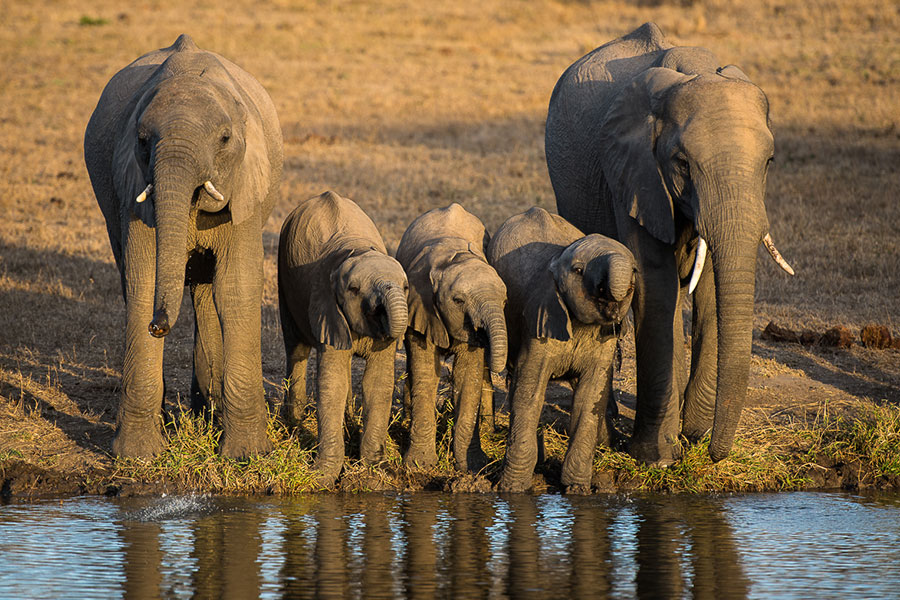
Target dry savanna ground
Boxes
[1,0,898,494]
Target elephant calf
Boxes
[278,191,409,486]
[396,203,507,472]
[487,208,635,493]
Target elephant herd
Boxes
[83,24,794,491]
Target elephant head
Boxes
[528,234,636,341]
[598,66,793,459]
[111,47,271,338]
[318,248,409,348]
[551,235,635,329]
[407,243,508,373]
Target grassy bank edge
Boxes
[57,401,899,496]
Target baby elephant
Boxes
[278,191,409,485]
[488,208,636,493]
[396,203,508,472]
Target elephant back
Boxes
[280,191,388,269]
[396,203,489,267]
[487,208,580,305]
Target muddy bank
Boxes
[3,454,898,502]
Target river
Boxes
[1,491,899,599]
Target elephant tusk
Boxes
[135,184,152,204]
[203,181,225,202]
[762,233,795,276]
[688,237,708,294]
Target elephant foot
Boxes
[564,483,592,496]
[681,425,711,445]
[112,422,166,459]
[219,422,272,459]
[628,436,679,467]
[281,401,306,430]
[497,469,532,493]
[456,447,490,474]
[313,456,344,488]
[403,444,438,470]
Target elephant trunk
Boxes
[701,199,764,462]
[470,297,508,374]
[148,147,199,338]
[605,252,634,303]
[379,281,409,340]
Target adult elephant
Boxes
[84,35,283,458]
[545,23,793,465]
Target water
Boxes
[2,492,900,599]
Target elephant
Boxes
[395,203,508,472]
[278,190,409,485]
[544,22,794,465]
[83,34,283,458]
[487,207,636,493]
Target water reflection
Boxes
[3,492,900,598]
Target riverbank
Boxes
[3,332,899,499]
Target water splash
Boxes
[126,493,218,522]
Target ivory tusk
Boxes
[688,237,708,294]
[762,233,795,275]
[135,184,152,204]
[203,181,225,202]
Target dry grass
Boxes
[1,0,898,493]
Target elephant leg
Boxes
[315,346,352,484]
[113,215,167,458]
[682,258,717,441]
[498,340,552,492]
[561,341,616,491]
[451,344,489,472]
[403,334,440,469]
[479,363,495,436]
[190,282,224,418]
[359,341,398,464]
[624,222,684,466]
[214,230,271,458]
[280,288,309,428]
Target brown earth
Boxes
[1,0,899,498]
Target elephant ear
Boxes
[308,248,353,350]
[405,245,451,348]
[524,258,572,342]
[229,100,271,226]
[599,67,694,245]
[717,64,751,82]
[112,114,154,227]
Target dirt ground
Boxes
[1,0,898,497]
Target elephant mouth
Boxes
[596,298,627,324]
[366,304,391,340]
[468,327,489,349]
[462,314,489,348]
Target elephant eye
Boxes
[137,132,151,153]
[452,296,465,305]
[220,130,231,145]
[348,284,360,295]
[572,265,584,275]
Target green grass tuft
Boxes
[78,15,109,26]
[114,407,320,494]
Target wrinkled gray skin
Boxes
[546,23,786,465]
[278,191,409,486]
[395,203,508,472]
[488,208,635,493]
[83,35,283,458]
